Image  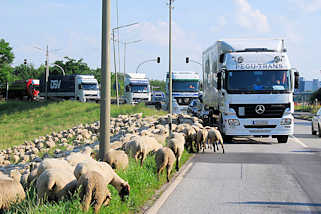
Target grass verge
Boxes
[0,100,166,150]
[6,151,192,214]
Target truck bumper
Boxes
[222,114,294,136]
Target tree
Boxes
[0,39,15,84]
[150,80,166,92]
[13,64,42,80]
[52,57,91,75]
[311,88,321,104]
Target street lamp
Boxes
[135,57,161,73]
[52,64,65,76]
[123,40,142,79]
[186,57,202,66]
[112,22,139,106]
[168,0,174,134]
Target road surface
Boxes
[155,119,321,214]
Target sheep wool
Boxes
[0,177,25,210]
[167,133,185,171]
[103,149,129,170]
[155,147,176,182]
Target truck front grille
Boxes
[174,97,194,106]
[229,103,290,118]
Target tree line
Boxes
[0,38,166,96]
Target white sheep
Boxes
[37,158,75,177]
[155,147,176,182]
[36,168,77,202]
[77,171,111,214]
[167,133,185,171]
[74,160,130,201]
[196,128,208,152]
[207,127,225,153]
[103,149,129,170]
[0,175,26,211]
[64,152,94,166]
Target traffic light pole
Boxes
[168,0,173,134]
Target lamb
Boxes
[196,128,208,152]
[0,174,26,211]
[37,158,75,177]
[74,160,130,201]
[126,136,163,166]
[155,147,176,182]
[77,171,112,213]
[207,127,225,153]
[167,133,185,171]
[103,149,129,170]
[36,168,77,202]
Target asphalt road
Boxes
[156,119,321,214]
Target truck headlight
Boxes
[280,118,292,125]
[228,119,240,126]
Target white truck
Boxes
[124,73,151,104]
[203,39,299,143]
[165,71,200,114]
[40,74,100,102]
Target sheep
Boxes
[181,125,198,153]
[37,158,75,177]
[103,149,129,170]
[74,160,130,201]
[207,127,225,153]
[155,147,176,182]
[126,136,163,166]
[77,171,112,214]
[0,175,26,211]
[196,128,208,152]
[65,152,94,166]
[167,133,185,171]
[36,168,77,202]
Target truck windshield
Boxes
[227,70,291,93]
[173,80,199,92]
[131,85,149,93]
[82,83,98,90]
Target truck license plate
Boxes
[253,120,268,125]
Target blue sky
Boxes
[1,0,321,80]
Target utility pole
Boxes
[168,0,174,134]
[45,45,49,101]
[116,0,121,106]
[99,0,111,161]
[112,30,119,106]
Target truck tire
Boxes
[277,135,288,143]
[312,124,317,135]
[318,125,321,137]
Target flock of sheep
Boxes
[0,114,225,213]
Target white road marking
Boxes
[146,162,194,214]
[291,135,308,148]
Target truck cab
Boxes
[75,75,100,102]
[166,71,200,114]
[124,73,151,104]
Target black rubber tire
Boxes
[312,124,317,135]
[277,135,288,143]
[318,125,321,138]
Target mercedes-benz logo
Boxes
[255,105,265,114]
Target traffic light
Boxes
[157,57,160,63]
[24,59,27,65]
[186,57,189,63]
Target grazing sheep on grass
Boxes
[207,127,225,153]
[77,171,111,214]
[65,152,93,166]
[103,149,129,170]
[155,147,176,182]
[74,160,130,201]
[36,169,77,202]
[37,158,74,178]
[0,176,25,211]
[167,133,185,171]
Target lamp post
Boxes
[186,57,202,66]
[99,0,111,161]
[123,40,142,80]
[135,57,161,73]
[168,0,174,134]
[52,64,65,75]
[112,22,139,106]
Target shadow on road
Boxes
[224,138,274,145]
[294,133,319,139]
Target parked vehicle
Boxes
[187,99,202,116]
[39,75,100,102]
[312,107,321,137]
[0,79,40,100]
[165,71,200,114]
[199,104,210,126]
[202,39,299,143]
[124,73,151,104]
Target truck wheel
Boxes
[277,135,288,143]
[312,124,317,135]
[318,125,321,137]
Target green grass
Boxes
[6,152,192,214]
[295,104,321,114]
[0,100,166,150]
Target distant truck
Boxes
[0,79,40,100]
[39,75,100,102]
[165,71,200,114]
[124,73,151,104]
[202,39,299,143]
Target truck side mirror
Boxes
[219,54,225,63]
[217,72,222,90]
[294,71,299,89]
[78,84,82,90]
